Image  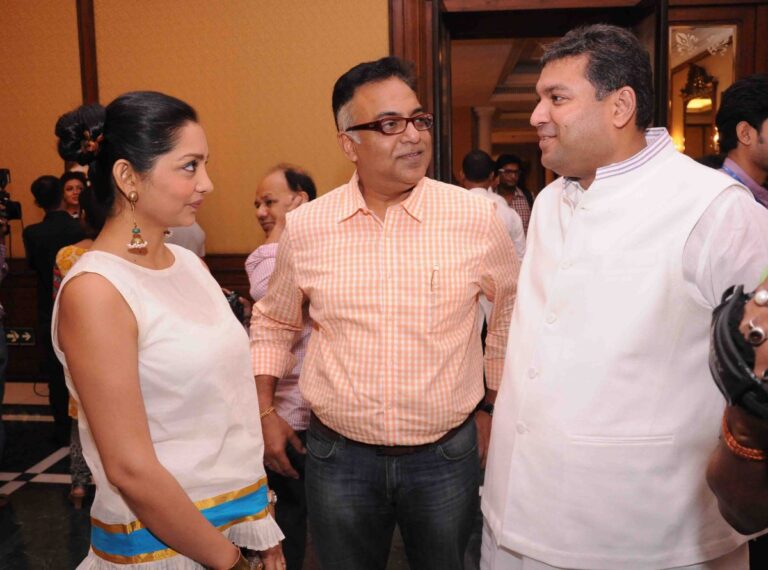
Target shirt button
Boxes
[546,313,557,324]
[516,422,528,434]
[527,368,538,379]
[561,260,572,269]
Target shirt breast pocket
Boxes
[427,263,473,334]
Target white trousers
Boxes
[480,519,748,570]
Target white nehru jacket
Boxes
[483,129,768,569]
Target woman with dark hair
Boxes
[52,185,99,509]
[61,170,86,218]
[53,92,284,569]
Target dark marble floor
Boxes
[0,384,411,570]
[0,419,92,570]
[3,386,765,570]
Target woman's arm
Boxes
[58,273,240,569]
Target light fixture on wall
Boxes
[682,64,717,113]
[686,98,713,112]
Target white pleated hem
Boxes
[76,516,284,569]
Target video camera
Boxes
[0,168,23,221]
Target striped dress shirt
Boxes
[246,243,311,431]
[250,174,519,445]
[505,188,532,235]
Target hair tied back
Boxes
[81,130,104,157]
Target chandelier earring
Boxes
[127,191,149,251]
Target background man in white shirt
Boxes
[460,149,526,260]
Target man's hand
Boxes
[261,412,305,479]
[475,411,492,469]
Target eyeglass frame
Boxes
[344,113,434,136]
[497,167,521,176]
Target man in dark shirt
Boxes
[22,175,85,443]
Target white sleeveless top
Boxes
[52,244,282,569]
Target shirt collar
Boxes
[561,128,673,205]
[722,157,768,206]
[337,172,427,223]
[594,127,674,181]
[563,128,674,193]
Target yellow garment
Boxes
[55,244,90,419]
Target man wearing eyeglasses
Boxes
[251,56,519,569]
[494,154,534,235]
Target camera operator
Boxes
[22,175,85,444]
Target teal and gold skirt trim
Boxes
[91,478,269,564]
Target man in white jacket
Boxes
[482,24,768,570]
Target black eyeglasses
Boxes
[498,168,521,175]
[345,113,434,136]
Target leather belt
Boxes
[309,412,471,457]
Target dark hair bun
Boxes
[55,104,106,165]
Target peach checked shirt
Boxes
[250,174,519,445]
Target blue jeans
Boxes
[305,417,480,570]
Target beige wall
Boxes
[0,0,82,258]
[1,1,389,257]
[95,0,389,253]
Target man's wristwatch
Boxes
[478,402,494,417]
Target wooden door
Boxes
[391,0,670,181]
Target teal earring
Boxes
[127,191,148,251]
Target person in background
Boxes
[52,185,103,509]
[165,220,206,257]
[494,154,534,235]
[460,149,525,260]
[697,154,725,170]
[482,24,768,570]
[251,56,518,570]
[0,207,8,508]
[53,91,284,569]
[22,175,85,444]
[715,74,768,209]
[60,171,85,219]
[246,163,316,570]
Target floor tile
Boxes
[0,483,91,570]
